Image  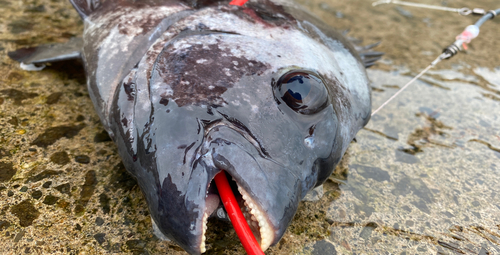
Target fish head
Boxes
[110,10,370,255]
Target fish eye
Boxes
[275,70,329,115]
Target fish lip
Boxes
[198,114,272,161]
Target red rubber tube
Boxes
[214,171,265,255]
[229,0,249,6]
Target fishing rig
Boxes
[370,1,500,116]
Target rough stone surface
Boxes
[10,200,40,227]
[0,162,16,182]
[45,92,63,105]
[30,190,42,200]
[50,151,70,165]
[311,240,337,255]
[42,194,59,205]
[74,155,90,164]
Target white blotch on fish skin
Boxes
[172,40,193,51]
[223,68,232,77]
[251,105,259,114]
[196,59,208,64]
[240,93,256,109]
[165,88,173,96]
[208,85,215,90]
[233,61,239,66]
[304,137,315,149]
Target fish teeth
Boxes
[200,212,209,253]
[237,184,274,251]
[200,182,274,253]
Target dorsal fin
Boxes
[356,42,384,68]
[69,0,100,19]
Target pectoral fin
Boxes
[8,37,83,65]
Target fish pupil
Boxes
[287,89,302,101]
[276,70,328,115]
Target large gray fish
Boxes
[9,0,380,253]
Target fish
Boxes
[8,0,381,254]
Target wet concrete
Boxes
[0,0,499,254]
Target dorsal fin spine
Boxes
[69,0,96,19]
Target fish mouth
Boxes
[199,172,275,253]
[193,118,277,253]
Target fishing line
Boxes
[370,58,441,116]
[371,3,500,116]
[372,0,488,16]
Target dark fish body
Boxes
[9,0,377,254]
